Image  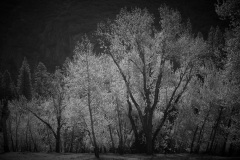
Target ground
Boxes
[0,152,239,160]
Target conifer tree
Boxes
[214,26,224,49]
[34,62,50,98]
[207,26,215,52]
[0,70,15,152]
[17,57,32,101]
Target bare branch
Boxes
[109,52,144,123]
[27,108,57,138]
[151,57,165,111]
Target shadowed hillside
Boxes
[0,0,226,80]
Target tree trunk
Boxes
[228,141,234,156]
[206,125,214,153]
[145,112,153,155]
[69,126,75,152]
[1,100,10,152]
[55,129,61,153]
[86,53,99,158]
[116,97,123,155]
[127,99,140,153]
[209,107,223,153]
[55,119,61,153]
[11,133,15,151]
[29,121,38,152]
[152,111,168,147]
[15,114,21,151]
[2,119,10,152]
[25,115,30,151]
[9,118,15,151]
[196,110,209,153]
[47,128,52,152]
[222,111,232,156]
[190,125,199,153]
[108,125,115,152]
[146,128,153,155]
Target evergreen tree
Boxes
[206,26,226,69]
[207,26,215,52]
[0,70,15,152]
[17,57,32,101]
[214,26,224,49]
[185,18,192,36]
[34,62,50,98]
[214,26,226,69]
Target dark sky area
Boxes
[0,0,227,80]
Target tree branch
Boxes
[27,108,57,138]
[151,57,165,111]
[109,52,144,123]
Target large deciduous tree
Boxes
[97,6,205,154]
[215,0,240,154]
[66,36,103,158]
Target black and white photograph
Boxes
[0,0,239,159]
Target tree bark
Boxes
[195,110,210,153]
[206,125,214,153]
[29,121,38,152]
[222,118,232,156]
[108,125,115,152]
[127,99,140,153]
[116,97,123,155]
[209,107,223,153]
[145,114,153,155]
[55,133,60,153]
[69,126,75,152]
[190,125,199,153]
[55,117,61,153]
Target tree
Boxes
[97,6,205,154]
[0,70,15,152]
[205,26,226,70]
[33,62,51,98]
[215,0,240,29]
[66,36,101,158]
[26,68,67,153]
[17,57,32,101]
[215,1,240,155]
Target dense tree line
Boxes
[0,2,240,158]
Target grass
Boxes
[0,152,240,160]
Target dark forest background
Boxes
[0,0,226,80]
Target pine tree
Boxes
[207,26,215,52]
[197,32,204,40]
[186,18,192,36]
[214,26,224,49]
[0,70,15,152]
[34,62,50,98]
[206,26,226,69]
[214,26,226,69]
[17,57,32,101]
